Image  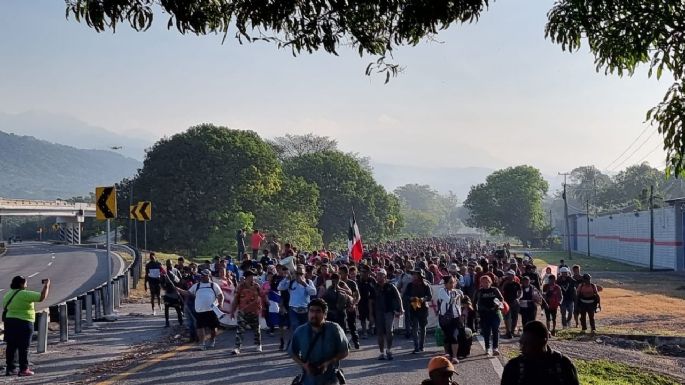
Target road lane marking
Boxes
[95,344,194,385]
[47,262,53,267]
[28,272,40,278]
[475,335,504,378]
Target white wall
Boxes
[572,207,679,270]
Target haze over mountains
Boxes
[0,111,559,200]
[0,130,141,200]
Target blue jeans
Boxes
[560,301,574,327]
[479,311,501,350]
[289,307,308,333]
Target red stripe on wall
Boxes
[574,234,682,246]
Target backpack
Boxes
[457,327,473,358]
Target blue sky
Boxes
[0,0,672,177]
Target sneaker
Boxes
[451,357,459,364]
[485,348,491,356]
[18,369,34,377]
[386,351,394,361]
[493,349,500,356]
[5,369,17,376]
[256,345,262,352]
[378,353,386,360]
[232,348,241,355]
[411,348,419,354]
[419,348,425,352]
[152,310,156,316]
[209,338,216,348]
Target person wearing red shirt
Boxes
[251,229,266,260]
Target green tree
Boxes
[254,175,323,250]
[464,165,550,245]
[268,133,338,161]
[284,151,400,245]
[394,184,462,236]
[612,163,665,209]
[131,124,282,255]
[546,1,685,174]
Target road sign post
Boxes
[96,186,117,320]
[130,201,151,251]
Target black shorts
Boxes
[149,280,161,296]
[195,311,219,329]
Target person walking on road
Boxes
[576,273,600,334]
[289,298,349,385]
[145,252,163,315]
[188,269,223,350]
[278,264,317,333]
[437,275,464,364]
[4,276,50,377]
[500,270,521,339]
[339,265,360,349]
[519,276,542,327]
[475,275,504,356]
[543,275,563,336]
[405,270,432,354]
[231,269,264,354]
[557,267,576,329]
[372,268,403,361]
[501,320,579,385]
[421,356,459,385]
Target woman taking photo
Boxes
[4,275,50,377]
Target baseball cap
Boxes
[377,268,387,276]
[200,269,211,276]
[506,269,516,276]
[559,266,571,274]
[427,356,456,374]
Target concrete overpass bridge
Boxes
[0,198,96,245]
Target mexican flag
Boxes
[348,213,364,263]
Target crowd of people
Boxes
[144,232,593,385]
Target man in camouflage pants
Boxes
[230,269,263,355]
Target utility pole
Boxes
[649,185,654,271]
[586,199,591,257]
[129,183,133,245]
[559,172,572,260]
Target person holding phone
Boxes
[3,276,50,377]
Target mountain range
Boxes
[0,130,141,200]
[0,110,558,201]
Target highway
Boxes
[104,329,503,385]
[0,241,122,308]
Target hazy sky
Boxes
[0,0,672,176]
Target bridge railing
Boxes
[35,244,142,353]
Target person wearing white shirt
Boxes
[436,275,464,364]
[187,270,224,349]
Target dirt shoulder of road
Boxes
[501,250,685,383]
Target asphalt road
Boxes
[112,328,502,385]
[0,241,122,308]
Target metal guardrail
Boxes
[35,244,141,353]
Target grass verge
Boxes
[505,352,680,385]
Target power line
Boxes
[635,142,664,165]
[609,129,659,171]
[605,126,653,170]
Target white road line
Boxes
[475,335,505,378]
[27,272,40,278]
[47,262,53,266]
[0,289,5,292]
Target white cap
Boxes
[377,268,387,276]
[559,266,571,274]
